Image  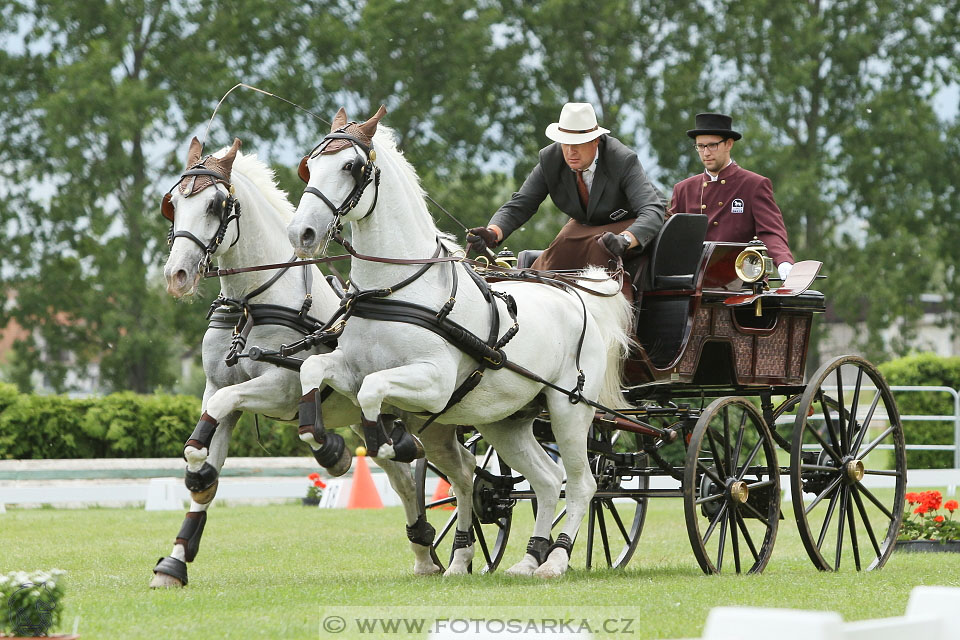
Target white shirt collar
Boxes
[705,158,733,181]
[578,156,599,189]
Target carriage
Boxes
[413,212,907,576]
[157,107,905,586]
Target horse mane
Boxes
[372,126,457,246]
[212,145,295,224]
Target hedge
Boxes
[0,383,358,459]
[878,353,960,470]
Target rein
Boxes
[203,235,624,299]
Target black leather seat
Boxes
[638,213,708,291]
[517,249,543,269]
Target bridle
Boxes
[161,164,242,274]
[297,127,381,229]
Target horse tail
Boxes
[576,267,635,410]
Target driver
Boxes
[466,102,665,300]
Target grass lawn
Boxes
[2,497,959,639]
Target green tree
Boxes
[691,0,957,364]
[0,0,343,393]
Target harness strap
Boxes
[350,298,507,366]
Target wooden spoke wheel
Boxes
[584,426,649,569]
[683,397,781,574]
[790,355,906,571]
[537,426,649,570]
[414,432,513,574]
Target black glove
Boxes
[599,231,631,258]
[466,226,499,255]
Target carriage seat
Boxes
[635,213,708,291]
[516,249,543,269]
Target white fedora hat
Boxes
[545,102,610,144]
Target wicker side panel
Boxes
[789,316,809,378]
[755,321,790,377]
[714,310,754,379]
[678,307,711,375]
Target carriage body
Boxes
[422,215,906,577]
[626,240,824,391]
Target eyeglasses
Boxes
[693,140,727,153]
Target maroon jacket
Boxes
[668,162,794,265]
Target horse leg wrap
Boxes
[526,536,552,565]
[547,532,574,559]
[184,412,218,458]
[298,389,349,475]
[361,414,425,462]
[452,528,475,551]
[298,389,325,442]
[406,515,436,546]
[175,511,207,562]
[361,415,392,455]
[389,421,425,463]
[184,462,219,493]
[153,556,188,586]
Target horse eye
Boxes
[343,162,354,172]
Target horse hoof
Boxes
[149,572,184,588]
[533,550,568,579]
[444,547,473,576]
[190,479,218,505]
[504,555,539,577]
[414,562,442,576]
[328,447,352,477]
[443,565,469,577]
[152,556,188,588]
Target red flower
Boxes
[934,515,945,523]
[313,479,327,489]
[922,490,942,511]
[945,500,959,512]
[915,505,928,515]
[906,492,920,504]
[308,472,321,481]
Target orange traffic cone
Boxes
[431,478,456,510]
[347,455,383,509]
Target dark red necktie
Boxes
[576,170,589,209]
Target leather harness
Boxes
[163,159,331,369]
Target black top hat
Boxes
[686,113,742,140]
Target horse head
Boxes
[162,136,242,298]
[288,105,386,258]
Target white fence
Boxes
[2,385,958,510]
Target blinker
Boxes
[161,193,175,221]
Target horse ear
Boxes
[358,105,387,140]
[331,107,348,132]
[219,138,242,179]
[186,136,203,168]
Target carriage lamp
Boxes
[735,239,775,316]
[734,242,773,284]
[495,248,518,269]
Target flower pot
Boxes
[895,539,960,553]
[301,497,321,506]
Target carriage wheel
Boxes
[584,426,649,569]
[414,432,512,574]
[683,397,780,574]
[790,355,906,571]
[537,426,649,569]
[769,394,802,450]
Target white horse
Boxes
[287,107,634,578]
[152,137,441,588]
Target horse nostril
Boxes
[174,269,188,287]
[300,228,316,247]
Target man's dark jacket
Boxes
[489,135,665,251]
